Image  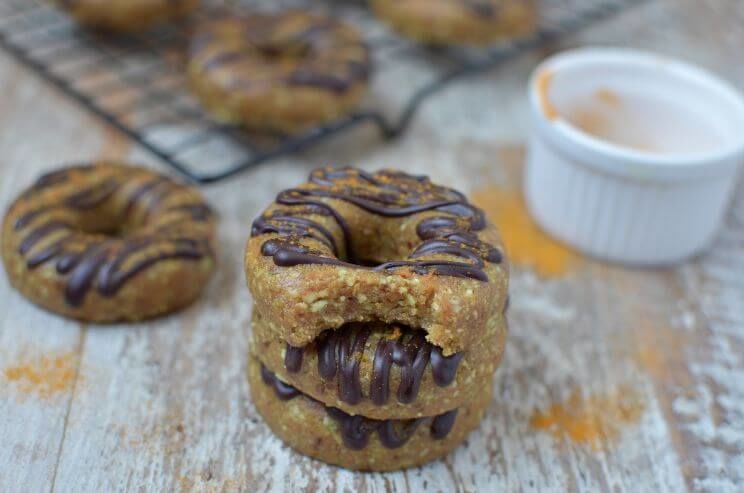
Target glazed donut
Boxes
[248,356,492,471]
[187,12,370,133]
[244,167,508,355]
[52,0,199,32]
[1,162,217,322]
[251,307,506,419]
[371,0,537,46]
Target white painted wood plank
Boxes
[0,52,102,492]
[676,187,744,493]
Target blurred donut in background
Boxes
[187,11,371,133]
[51,0,199,32]
[371,0,537,46]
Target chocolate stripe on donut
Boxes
[260,363,458,450]
[123,177,166,215]
[95,237,209,298]
[260,363,301,401]
[253,207,338,256]
[317,325,370,405]
[465,0,497,17]
[167,203,214,222]
[283,323,463,406]
[252,167,501,281]
[18,220,72,255]
[65,178,119,209]
[21,165,94,198]
[13,170,214,307]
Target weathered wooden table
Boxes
[1,1,742,491]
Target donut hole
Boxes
[273,206,432,267]
[343,216,420,265]
[257,40,312,60]
[64,204,148,239]
[71,213,129,238]
[347,258,383,268]
[300,208,461,267]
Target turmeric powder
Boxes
[529,386,645,450]
[4,352,77,399]
[472,185,577,277]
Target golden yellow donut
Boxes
[372,0,537,45]
[249,356,493,471]
[52,0,199,31]
[187,12,371,133]
[1,162,217,322]
[250,306,506,420]
[244,167,509,355]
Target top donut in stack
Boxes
[244,167,509,471]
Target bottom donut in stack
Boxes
[248,309,506,471]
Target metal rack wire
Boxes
[0,0,647,184]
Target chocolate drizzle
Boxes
[65,178,119,209]
[465,1,497,18]
[430,409,459,440]
[317,325,370,405]
[283,323,463,406]
[284,345,304,373]
[21,165,93,198]
[251,167,501,282]
[11,167,214,307]
[252,207,338,256]
[260,363,300,401]
[260,363,458,449]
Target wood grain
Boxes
[1,1,743,491]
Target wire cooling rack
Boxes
[0,0,647,184]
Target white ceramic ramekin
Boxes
[525,47,744,265]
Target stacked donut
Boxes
[244,167,509,471]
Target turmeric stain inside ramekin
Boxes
[472,185,577,277]
[529,387,645,450]
[4,353,78,399]
[535,69,559,120]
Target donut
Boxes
[244,167,508,355]
[251,307,506,420]
[1,163,217,322]
[245,167,508,470]
[371,0,537,46]
[248,357,492,471]
[187,12,370,133]
[52,0,199,32]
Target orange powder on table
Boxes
[4,353,77,399]
[471,185,577,277]
[529,387,645,450]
